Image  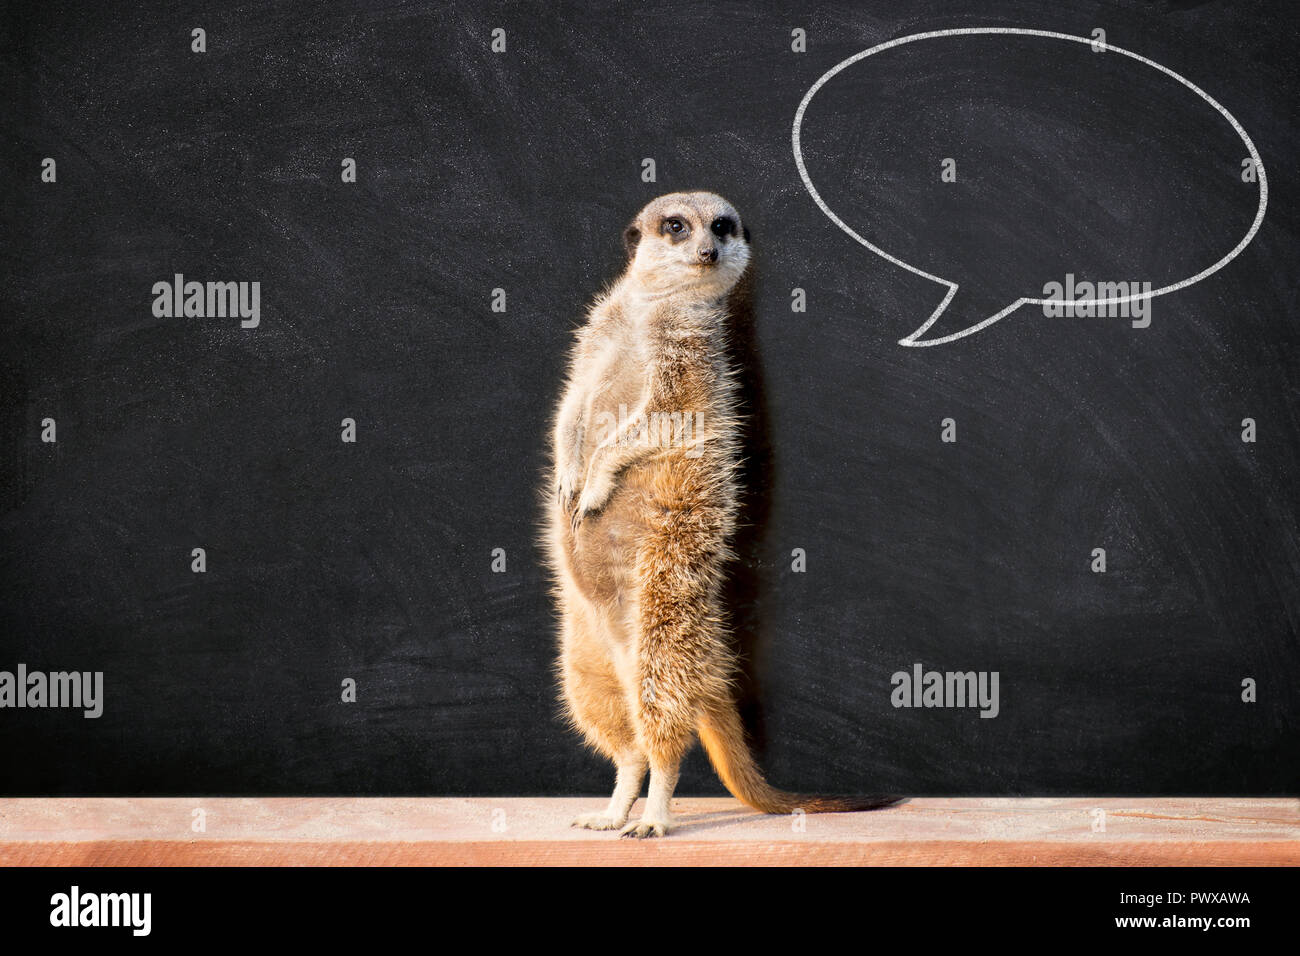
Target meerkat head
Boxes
[622,191,751,297]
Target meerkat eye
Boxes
[662,217,686,236]
[711,217,735,238]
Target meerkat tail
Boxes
[697,701,901,814]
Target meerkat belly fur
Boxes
[546,191,896,837]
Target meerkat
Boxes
[545,191,896,837]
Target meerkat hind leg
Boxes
[620,754,681,838]
[572,751,647,830]
[560,607,646,830]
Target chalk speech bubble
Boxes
[792,28,1268,347]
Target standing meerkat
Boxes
[545,191,896,837]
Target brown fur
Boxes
[544,192,897,837]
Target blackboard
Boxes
[2,0,1296,796]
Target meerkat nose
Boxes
[698,247,718,264]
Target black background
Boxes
[1,0,1296,796]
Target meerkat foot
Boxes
[617,755,679,838]
[571,812,628,831]
[571,755,647,832]
[619,818,670,839]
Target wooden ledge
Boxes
[2,798,1296,866]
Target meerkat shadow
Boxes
[721,268,774,765]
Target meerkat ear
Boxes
[742,225,751,243]
[623,222,641,259]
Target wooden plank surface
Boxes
[2,798,1296,866]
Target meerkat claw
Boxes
[619,820,669,839]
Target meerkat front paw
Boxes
[556,464,582,514]
[619,819,670,839]
[571,812,627,831]
[570,478,613,532]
